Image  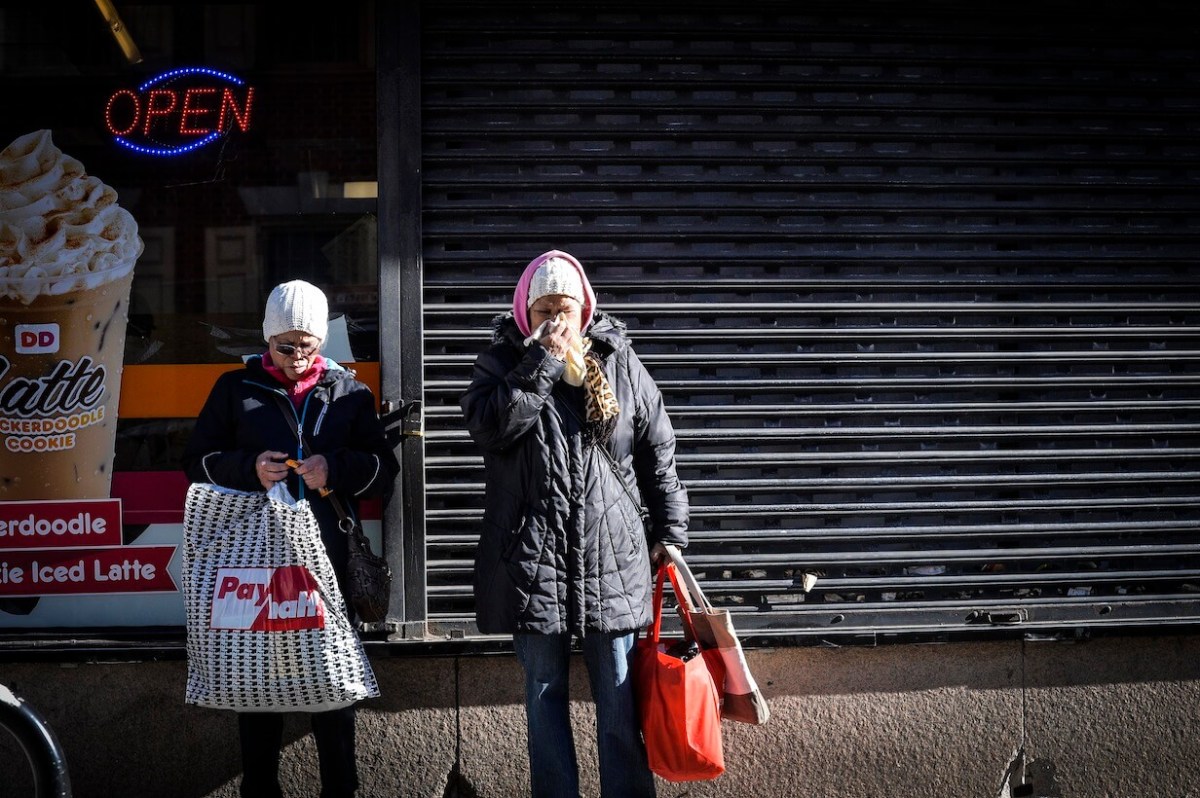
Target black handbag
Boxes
[275,396,392,623]
[325,491,392,624]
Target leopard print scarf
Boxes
[582,341,620,445]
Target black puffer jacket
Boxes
[182,357,398,589]
[460,311,689,636]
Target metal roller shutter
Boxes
[414,1,1200,640]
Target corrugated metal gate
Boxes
[410,1,1200,640]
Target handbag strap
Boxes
[596,439,650,526]
[670,564,704,643]
[557,397,650,525]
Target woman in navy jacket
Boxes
[183,279,397,798]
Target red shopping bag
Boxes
[634,563,726,782]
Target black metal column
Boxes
[377,0,427,636]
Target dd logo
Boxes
[15,324,60,355]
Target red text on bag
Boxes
[209,566,326,632]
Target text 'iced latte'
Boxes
[0,130,143,500]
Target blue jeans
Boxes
[513,631,656,798]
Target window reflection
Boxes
[1,1,378,364]
[1,1,379,472]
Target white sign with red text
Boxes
[0,546,176,596]
[0,499,122,548]
[209,565,327,632]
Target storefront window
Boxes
[2,1,378,470]
[0,1,378,628]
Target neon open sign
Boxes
[104,67,256,156]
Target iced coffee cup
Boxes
[0,130,143,501]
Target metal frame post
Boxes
[377,0,427,637]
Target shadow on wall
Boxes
[0,655,474,798]
[425,634,1200,710]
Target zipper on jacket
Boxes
[295,392,314,501]
[312,400,330,437]
[248,379,310,500]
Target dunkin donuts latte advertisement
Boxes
[0,130,178,621]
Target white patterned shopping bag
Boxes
[182,482,379,712]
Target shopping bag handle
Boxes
[665,544,714,614]
[648,564,667,643]
[647,562,702,645]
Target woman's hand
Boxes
[538,318,578,361]
[293,454,330,493]
[256,451,290,490]
[650,542,669,567]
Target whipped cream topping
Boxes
[0,130,143,304]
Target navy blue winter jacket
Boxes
[182,356,398,589]
[460,311,689,636]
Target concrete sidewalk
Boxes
[3,635,1199,796]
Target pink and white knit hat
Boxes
[511,249,596,336]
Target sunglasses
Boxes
[274,341,319,358]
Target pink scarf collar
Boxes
[262,353,327,408]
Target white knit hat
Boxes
[262,280,329,342]
[526,256,585,308]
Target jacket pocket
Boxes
[614,484,652,547]
[615,497,647,554]
[501,512,550,598]
[500,505,539,562]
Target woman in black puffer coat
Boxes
[460,250,688,798]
